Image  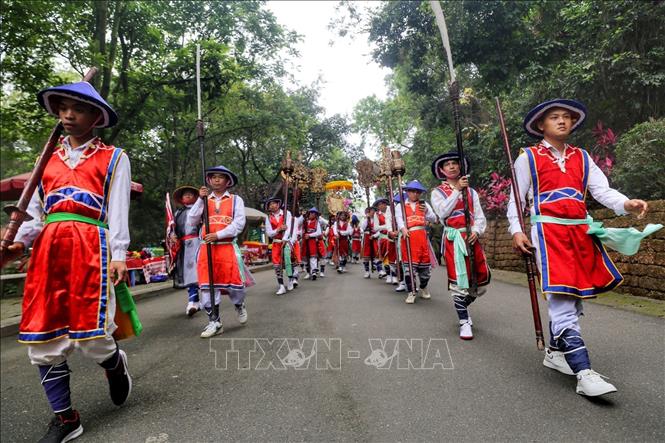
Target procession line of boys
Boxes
[6,80,659,442]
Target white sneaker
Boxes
[576,369,617,396]
[395,282,406,292]
[543,349,574,376]
[385,275,393,284]
[276,285,287,295]
[235,303,248,324]
[186,301,200,317]
[286,280,294,291]
[200,321,223,338]
[405,293,416,304]
[419,288,431,299]
[320,271,325,278]
[459,319,473,340]
[304,273,310,280]
[293,279,299,287]
[378,271,387,278]
[363,271,370,278]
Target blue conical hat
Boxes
[37,81,118,128]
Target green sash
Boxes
[45,212,108,229]
[531,215,662,256]
[445,227,469,289]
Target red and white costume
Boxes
[432,182,491,288]
[265,209,293,267]
[360,215,379,260]
[15,136,130,364]
[188,191,247,306]
[333,220,353,258]
[395,201,438,265]
[507,142,627,297]
[351,226,362,256]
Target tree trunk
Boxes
[101,0,124,99]
[92,0,109,91]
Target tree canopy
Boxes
[338,0,665,204]
[1,0,356,245]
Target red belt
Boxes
[180,234,198,241]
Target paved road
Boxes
[2,265,664,442]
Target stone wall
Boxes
[483,200,665,300]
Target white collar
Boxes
[62,136,97,151]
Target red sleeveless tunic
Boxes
[19,139,125,343]
[524,144,622,297]
[351,226,362,254]
[269,211,286,266]
[400,201,431,265]
[197,195,244,289]
[434,183,490,287]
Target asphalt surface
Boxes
[1,265,664,442]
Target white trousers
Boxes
[546,292,584,336]
[28,292,118,366]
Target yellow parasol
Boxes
[324,180,353,191]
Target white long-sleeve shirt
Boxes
[373,207,392,234]
[264,209,293,243]
[506,140,628,235]
[305,218,322,238]
[15,136,131,262]
[187,191,246,239]
[360,215,378,234]
[333,221,353,237]
[431,184,487,235]
[395,201,438,230]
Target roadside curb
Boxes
[0,263,273,338]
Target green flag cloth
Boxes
[114,282,143,336]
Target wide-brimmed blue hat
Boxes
[431,151,471,179]
[403,180,427,193]
[373,198,389,207]
[205,165,238,187]
[264,197,282,210]
[523,99,587,138]
[37,81,118,128]
[308,207,320,215]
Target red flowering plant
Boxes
[477,172,512,217]
[590,121,617,176]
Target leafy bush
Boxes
[612,119,665,200]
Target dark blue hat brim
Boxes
[308,207,320,214]
[431,151,470,179]
[205,165,238,188]
[373,198,389,207]
[37,82,118,128]
[523,99,587,138]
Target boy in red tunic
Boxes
[333,211,353,273]
[360,206,380,278]
[431,152,491,340]
[264,197,293,295]
[7,81,131,442]
[303,208,324,280]
[350,216,362,263]
[188,166,249,338]
[395,181,438,305]
[508,99,653,397]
